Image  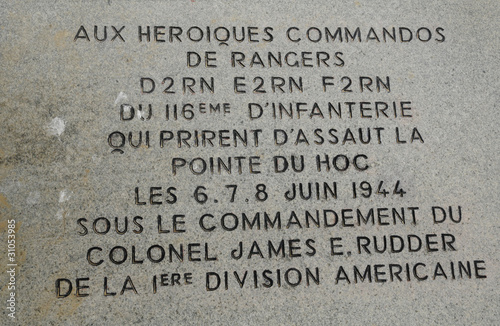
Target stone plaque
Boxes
[1,1,499,325]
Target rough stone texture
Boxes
[0,1,499,325]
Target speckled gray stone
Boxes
[0,1,499,325]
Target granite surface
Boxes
[0,1,499,325]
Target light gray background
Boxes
[0,1,499,325]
